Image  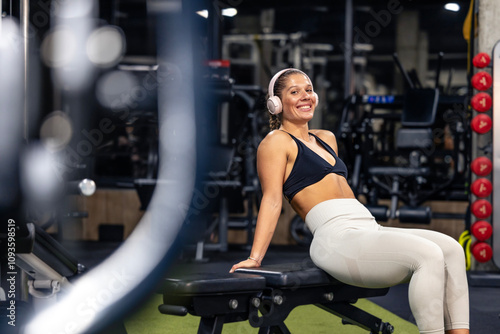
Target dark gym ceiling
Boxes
[95,0,472,60]
[223,0,471,56]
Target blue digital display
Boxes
[362,95,396,104]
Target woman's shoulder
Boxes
[261,129,292,144]
[309,129,338,151]
[309,129,337,141]
[258,130,292,152]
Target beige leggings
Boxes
[306,199,469,334]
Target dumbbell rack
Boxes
[467,45,500,286]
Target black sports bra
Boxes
[282,131,348,202]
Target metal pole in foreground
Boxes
[24,0,200,332]
[344,0,353,99]
[20,0,29,140]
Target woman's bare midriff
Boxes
[290,173,355,220]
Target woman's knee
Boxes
[418,242,445,270]
[439,235,466,266]
[407,229,465,268]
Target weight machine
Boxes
[337,52,469,224]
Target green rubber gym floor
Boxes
[124,294,418,334]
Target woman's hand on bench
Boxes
[229,257,261,273]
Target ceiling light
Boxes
[196,10,208,18]
[222,8,237,17]
[444,3,460,12]
[196,8,237,18]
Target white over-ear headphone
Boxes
[266,68,319,115]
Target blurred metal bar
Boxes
[492,41,500,269]
[20,0,29,140]
[344,0,353,99]
[223,32,303,42]
[208,1,222,59]
[0,18,24,214]
[25,0,200,331]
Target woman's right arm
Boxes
[229,132,288,272]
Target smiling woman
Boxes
[230,68,470,334]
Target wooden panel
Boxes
[77,189,144,241]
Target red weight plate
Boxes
[471,199,492,219]
[471,157,492,176]
[471,221,493,241]
[471,92,492,112]
[471,242,493,263]
[471,71,493,91]
[471,114,492,134]
[471,178,493,198]
[472,52,491,68]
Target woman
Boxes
[229,68,470,334]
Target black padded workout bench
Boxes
[158,261,394,333]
